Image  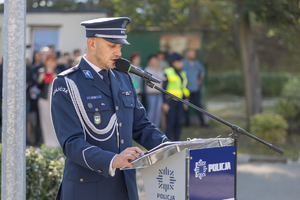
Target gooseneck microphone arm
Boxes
[114,57,284,154]
[145,81,284,155]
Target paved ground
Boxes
[136,98,300,199]
[237,161,300,200]
[136,159,300,200]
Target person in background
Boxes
[129,52,144,101]
[157,51,169,71]
[37,54,60,148]
[182,48,208,127]
[30,47,52,146]
[57,51,71,72]
[71,55,82,67]
[32,51,42,68]
[26,55,34,145]
[162,52,190,141]
[145,54,165,128]
[73,49,81,59]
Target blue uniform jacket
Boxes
[51,58,168,200]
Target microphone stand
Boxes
[145,80,284,154]
[145,79,284,200]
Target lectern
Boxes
[122,138,235,200]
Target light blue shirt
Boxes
[182,58,205,92]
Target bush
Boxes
[207,71,290,97]
[0,145,65,200]
[277,76,300,133]
[250,113,288,145]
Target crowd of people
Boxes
[129,49,208,141]
[0,46,207,147]
[1,46,83,147]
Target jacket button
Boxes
[131,104,133,107]
[119,123,122,127]
[80,178,83,182]
[121,139,124,144]
[98,170,102,173]
[116,106,119,110]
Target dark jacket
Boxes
[51,58,168,200]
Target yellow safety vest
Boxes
[164,67,190,98]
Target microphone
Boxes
[115,58,161,83]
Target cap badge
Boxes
[121,20,128,28]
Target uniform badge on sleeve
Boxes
[94,112,101,125]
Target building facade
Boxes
[0,9,107,60]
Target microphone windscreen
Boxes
[115,58,131,72]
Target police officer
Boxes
[51,17,168,200]
[162,52,190,141]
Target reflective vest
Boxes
[164,67,190,98]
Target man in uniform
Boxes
[51,17,168,200]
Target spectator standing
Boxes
[30,47,51,146]
[26,55,34,145]
[145,55,165,128]
[37,54,60,148]
[162,53,190,141]
[182,48,207,127]
[129,52,144,102]
[157,51,169,70]
[57,51,71,72]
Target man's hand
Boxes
[112,147,144,169]
[162,103,170,114]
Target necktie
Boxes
[99,70,111,88]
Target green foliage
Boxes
[207,72,290,97]
[0,145,64,199]
[277,76,300,133]
[250,113,288,145]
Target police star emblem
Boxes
[194,159,208,180]
[93,112,101,125]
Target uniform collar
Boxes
[83,55,104,75]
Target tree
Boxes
[235,0,300,124]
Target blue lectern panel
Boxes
[189,146,235,200]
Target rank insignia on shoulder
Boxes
[83,70,93,79]
[94,112,101,125]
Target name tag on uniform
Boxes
[87,95,102,100]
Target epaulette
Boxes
[58,66,79,76]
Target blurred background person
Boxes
[32,50,42,68]
[71,54,82,67]
[29,46,52,146]
[129,52,144,102]
[73,48,81,59]
[57,51,71,72]
[182,48,207,127]
[157,51,169,71]
[162,52,190,141]
[37,54,60,148]
[26,55,34,146]
[145,54,165,128]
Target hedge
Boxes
[0,145,64,200]
[207,72,292,97]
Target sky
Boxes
[0,0,3,4]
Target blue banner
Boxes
[189,146,235,200]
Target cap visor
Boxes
[103,38,130,45]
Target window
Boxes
[33,28,59,51]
